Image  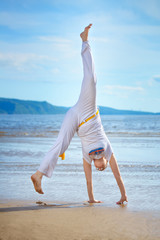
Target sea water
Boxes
[0,114,160,212]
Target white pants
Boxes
[39,41,98,177]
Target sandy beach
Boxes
[0,200,160,240]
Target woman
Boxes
[31,24,128,205]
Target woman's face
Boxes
[93,157,108,171]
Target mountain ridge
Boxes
[0,97,159,115]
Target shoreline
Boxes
[0,198,160,215]
[0,200,160,240]
[0,198,159,215]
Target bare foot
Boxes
[80,23,92,42]
[31,171,44,194]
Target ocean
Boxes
[0,114,160,212]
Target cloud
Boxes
[102,85,144,95]
[0,11,42,29]
[51,68,60,74]
[152,75,160,83]
[90,37,109,43]
[0,52,57,71]
[39,36,71,43]
[38,36,77,58]
[104,85,144,91]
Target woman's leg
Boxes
[38,107,78,177]
[31,107,78,193]
[77,24,97,122]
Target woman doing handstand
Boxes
[31,24,128,205]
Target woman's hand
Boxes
[116,195,128,205]
[88,199,103,203]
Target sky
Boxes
[0,0,160,112]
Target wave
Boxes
[119,164,160,168]
[0,130,59,138]
[105,132,160,137]
[0,162,159,175]
[1,130,160,138]
[0,150,44,157]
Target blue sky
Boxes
[0,0,160,112]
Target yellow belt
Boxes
[59,152,65,160]
[78,109,99,128]
[59,109,99,160]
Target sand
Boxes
[0,200,160,240]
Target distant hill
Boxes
[0,98,159,115]
[0,98,69,114]
[98,106,160,115]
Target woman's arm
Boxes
[109,154,128,204]
[83,159,102,203]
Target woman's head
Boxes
[93,157,108,171]
[88,148,107,171]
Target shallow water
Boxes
[0,114,160,212]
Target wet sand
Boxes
[0,200,160,240]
